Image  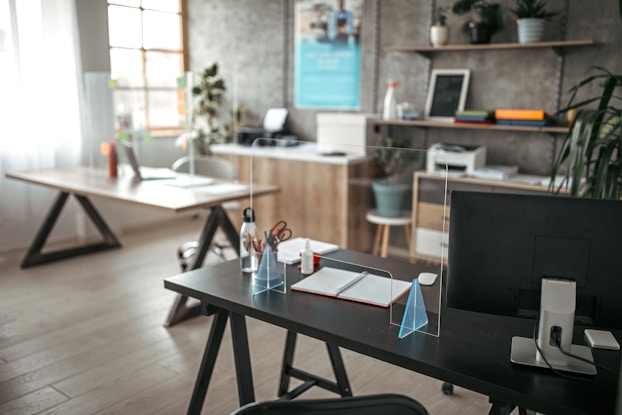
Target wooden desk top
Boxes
[6,166,279,213]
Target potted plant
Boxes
[550,66,622,199]
[452,0,503,44]
[182,63,235,155]
[431,6,450,47]
[509,0,557,44]
[371,137,421,218]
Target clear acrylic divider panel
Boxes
[248,137,448,338]
[83,72,115,169]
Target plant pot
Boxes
[372,180,411,218]
[469,22,490,44]
[430,25,449,47]
[516,18,545,44]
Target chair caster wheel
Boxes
[442,382,453,395]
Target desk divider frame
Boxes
[245,139,448,402]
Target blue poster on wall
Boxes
[295,0,363,109]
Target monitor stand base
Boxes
[510,336,596,375]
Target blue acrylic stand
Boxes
[398,278,428,339]
[252,245,284,295]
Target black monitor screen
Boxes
[446,191,622,330]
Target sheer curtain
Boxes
[0,0,83,250]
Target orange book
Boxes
[494,109,547,120]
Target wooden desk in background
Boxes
[212,143,375,253]
[5,166,279,326]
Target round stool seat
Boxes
[366,210,411,225]
[366,210,412,258]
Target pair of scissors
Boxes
[268,220,292,248]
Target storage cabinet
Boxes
[411,172,558,263]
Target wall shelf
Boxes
[385,39,596,58]
[372,118,569,134]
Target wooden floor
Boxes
[0,215,495,415]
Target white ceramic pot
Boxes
[517,18,545,44]
[430,25,449,47]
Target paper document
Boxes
[277,238,339,264]
[196,183,248,195]
[291,267,411,308]
[165,176,216,188]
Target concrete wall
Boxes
[185,0,622,176]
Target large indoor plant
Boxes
[509,0,557,43]
[550,66,622,199]
[452,0,503,44]
[372,137,420,217]
[187,63,235,155]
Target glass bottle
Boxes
[383,80,398,120]
[240,207,258,272]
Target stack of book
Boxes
[454,110,495,125]
[494,109,555,127]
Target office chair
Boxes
[171,155,240,271]
[230,394,428,415]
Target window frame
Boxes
[107,0,188,137]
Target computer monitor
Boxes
[446,191,622,330]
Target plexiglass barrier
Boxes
[246,137,448,338]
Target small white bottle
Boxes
[240,207,258,273]
[382,80,398,120]
[300,238,314,275]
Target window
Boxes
[107,0,185,135]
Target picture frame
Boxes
[424,69,471,122]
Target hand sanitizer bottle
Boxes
[300,238,314,275]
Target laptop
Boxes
[120,141,177,180]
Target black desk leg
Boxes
[165,206,241,327]
[187,309,229,415]
[488,398,535,415]
[277,330,298,397]
[230,312,256,406]
[277,331,352,400]
[20,192,121,268]
[326,342,352,397]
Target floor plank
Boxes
[0,217,494,415]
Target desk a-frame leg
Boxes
[20,191,121,268]
[187,307,255,415]
[164,205,241,327]
[277,330,352,400]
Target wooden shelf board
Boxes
[384,39,595,53]
[372,119,569,134]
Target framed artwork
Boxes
[424,69,471,122]
[294,0,364,109]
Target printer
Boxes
[426,143,486,176]
[237,108,297,146]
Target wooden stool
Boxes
[366,210,412,258]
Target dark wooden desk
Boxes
[6,166,279,326]
[164,251,620,415]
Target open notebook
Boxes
[291,267,411,308]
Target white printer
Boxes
[426,143,486,176]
